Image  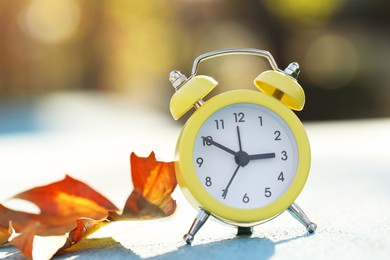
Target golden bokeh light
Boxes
[98,1,180,102]
[263,0,345,27]
[19,0,80,44]
[304,34,359,89]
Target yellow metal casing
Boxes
[175,90,311,225]
[170,75,218,120]
[254,70,305,111]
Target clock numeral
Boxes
[222,189,227,199]
[233,112,245,123]
[264,187,272,198]
[214,119,225,130]
[258,116,263,126]
[278,171,285,181]
[281,151,288,161]
[205,176,212,187]
[202,136,213,146]
[274,130,281,141]
[196,157,204,167]
[242,193,250,203]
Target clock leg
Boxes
[237,226,253,236]
[287,202,317,233]
[183,208,210,245]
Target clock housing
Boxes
[175,90,310,225]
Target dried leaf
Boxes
[110,152,176,220]
[8,222,36,257]
[9,222,69,259]
[0,204,37,243]
[108,190,166,220]
[57,218,109,254]
[0,225,8,245]
[14,175,118,226]
[0,151,177,259]
[1,175,118,257]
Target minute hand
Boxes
[202,137,237,156]
[248,153,276,160]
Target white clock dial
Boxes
[193,103,298,209]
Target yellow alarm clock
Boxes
[169,48,316,244]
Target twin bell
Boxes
[169,61,305,121]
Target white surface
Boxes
[1,92,390,259]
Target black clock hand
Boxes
[237,126,242,152]
[222,164,241,199]
[202,136,237,156]
[248,153,276,160]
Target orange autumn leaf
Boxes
[109,152,177,220]
[1,175,118,257]
[0,223,10,245]
[7,219,106,259]
[0,204,36,245]
[14,175,118,224]
[8,222,36,257]
[57,218,108,253]
[130,152,176,214]
[0,152,177,258]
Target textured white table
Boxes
[1,92,389,259]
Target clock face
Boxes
[193,103,298,210]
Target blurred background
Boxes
[1,2,389,256]
[0,0,390,135]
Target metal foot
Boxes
[183,208,210,245]
[237,226,253,236]
[287,202,317,233]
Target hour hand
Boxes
[248,153,275,160]
[202,136,237,156]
